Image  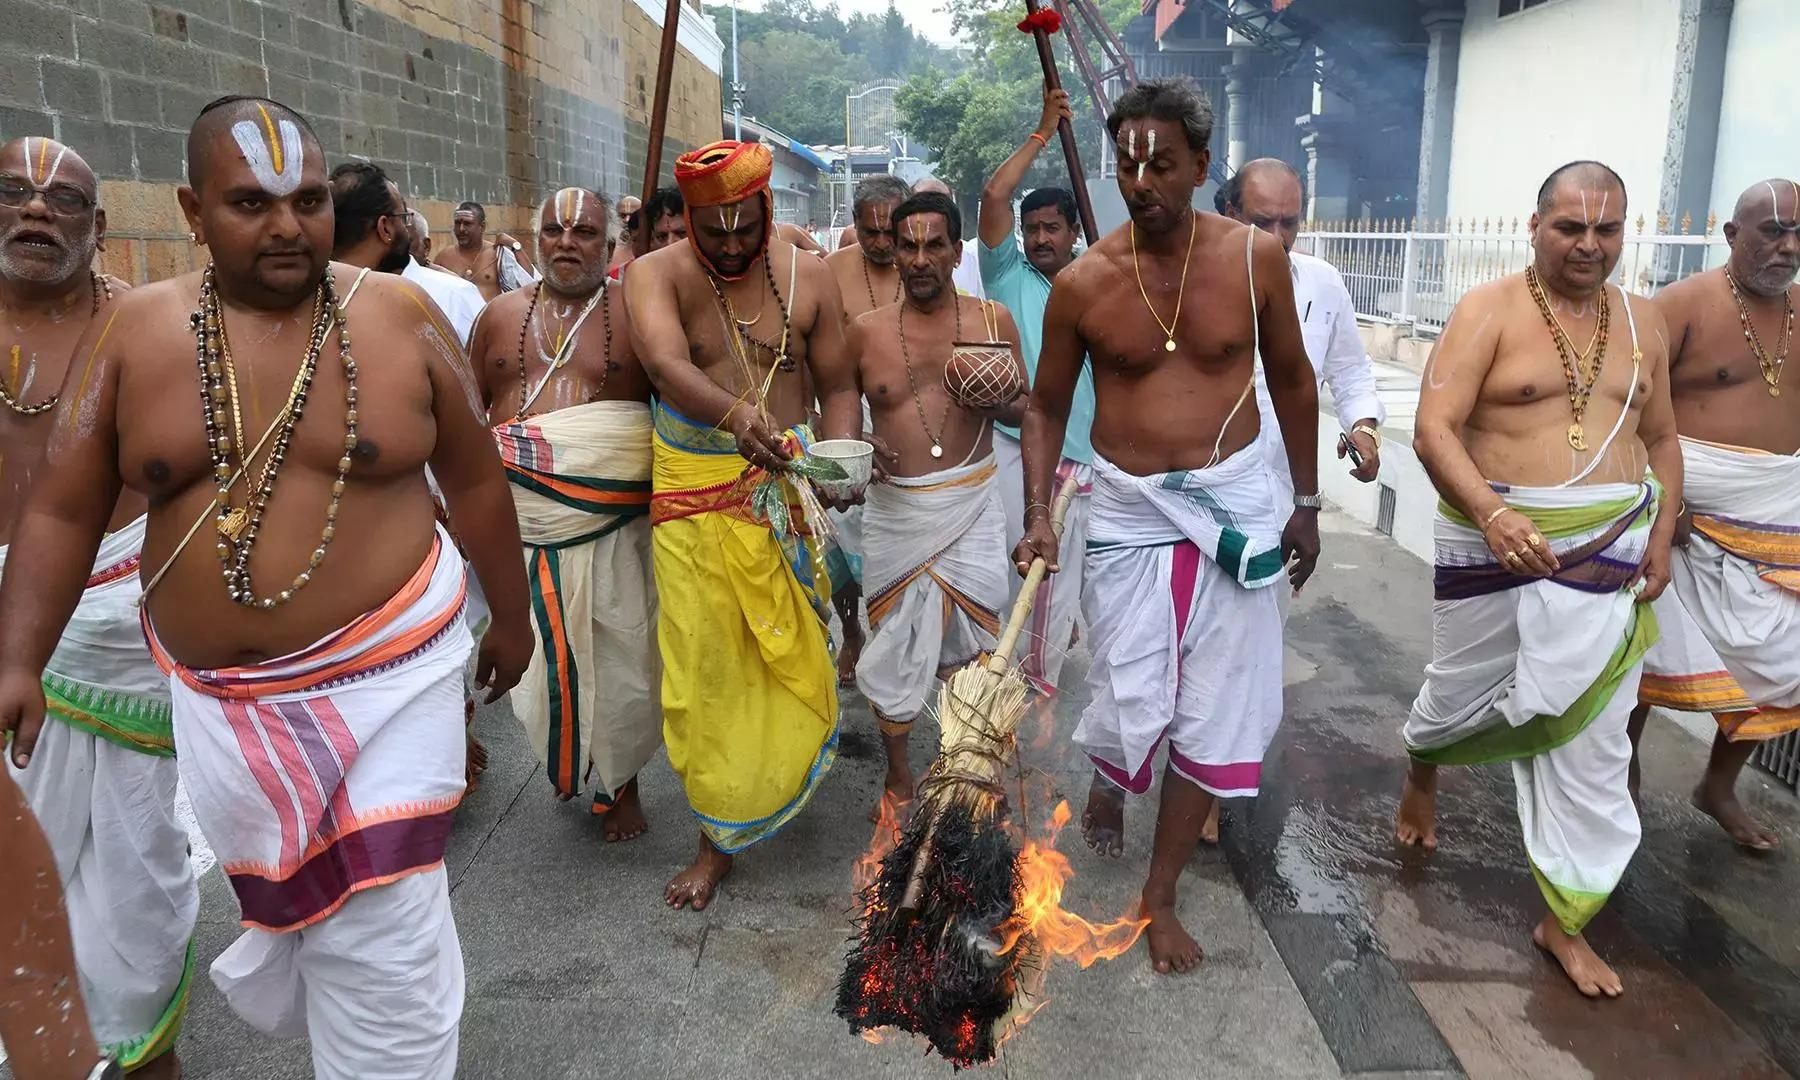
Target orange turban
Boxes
[673,140,775,280]
[674,140,773,207]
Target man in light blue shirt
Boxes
[978,88,1096,695]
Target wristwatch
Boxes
[88,1059,123,1080]
[509,240,523,252]
[1293,492,1323,510]
[1351,422,1381,447]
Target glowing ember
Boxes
[995,802,1149,968]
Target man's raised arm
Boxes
[1012,264,1085,574]
[0,308,129,767]
[979,88,1072,250]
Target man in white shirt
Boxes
[913,176,986,299]
[403,209,486,345]
[1219,159,1382,495]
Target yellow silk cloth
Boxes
[649,404,837,852]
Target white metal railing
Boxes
[1295,215,1731,332]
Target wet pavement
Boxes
[13,509,1800,1079]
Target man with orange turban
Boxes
[624,140,863,910]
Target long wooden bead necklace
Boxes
[898,293,961,459]
[191,265,359,609]
[512,280,612,421]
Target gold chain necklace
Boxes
[0,273,110,416]
[897,294,962,459]
[1725,270,1794,397]
[1131,213,1197,353]
[1525,266,1611,451]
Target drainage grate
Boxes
[1375,483,1397,536]
[1755,730,1800,792]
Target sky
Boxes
[727,0,963,48]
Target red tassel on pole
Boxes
[1019,0,1101,244]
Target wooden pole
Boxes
[1021,0,1101,244]
[637,0,683,256]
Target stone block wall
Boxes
[0,0,722,282]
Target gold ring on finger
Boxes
[1504,551,1523,564]
[1527,533,1544,547]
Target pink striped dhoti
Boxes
[144,526,471,1079]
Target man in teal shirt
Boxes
[978,88,1096,695]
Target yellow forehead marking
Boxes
[255,103,282,174]
[34,138,47,184]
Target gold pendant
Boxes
[1567,422,1587,452]
[217,506,249,543]
[1772,385,1782,398]
[1164,338,1177,352]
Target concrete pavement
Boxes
[15,508,1800,1079]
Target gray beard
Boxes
[0,223,93,285]
[545,264,607,295]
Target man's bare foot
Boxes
[1395,763,1439,851]
[1693,782,1779,851]
[1143,904,1203,974]
[1199,799,1221,845]
[603,777,649,843]
[1082,774,1125,857]
[135,1051,181,1079]
[1532,915,1622,998]
[665,840,733,911]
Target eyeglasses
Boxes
[0,178,93,216]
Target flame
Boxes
[995,802,1149,968]
[852,794,904,894]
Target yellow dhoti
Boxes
[650,403,837,852]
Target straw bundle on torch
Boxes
[835,476,1079,1067]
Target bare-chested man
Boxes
[471,186,662,843]
[625,140,860,911]
[1634,178,1800,851]
[0,135,193,1078]
[826,173,909,323]
[1013,78,1321,976]
[0,97,532,1076]
[436,199,535,300]
[1398,161,1680,999]
[848,191,1025,819]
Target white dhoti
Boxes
[1641,438,1800,740]
[495,401,661,808]
[994,431,1092,695]
[145,527,472,1080]
[1405,480,1658,934]
[2,516,196,1069]
[855,456,1008,728]
[1076,444,1286,797]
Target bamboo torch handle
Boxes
[1021,0,1101,245]
[636,0,683,257]
[989,474,1080,672]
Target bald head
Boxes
[1726,178,1800,297]
[0,137,97,200]
[0,136,105,286]
[912,177,952,198]
[1734,178,1800,229]
[185,95,319,195]
[1220,157,1303,252]
[1536,160,1626,218]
